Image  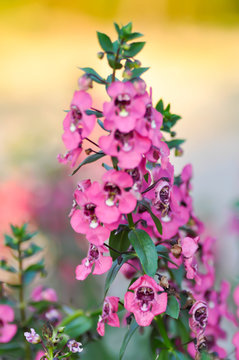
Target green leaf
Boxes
[131,67,149,79]
[0,259,17,273]
[64,315,93,338]
[22,243,43,258]
[128,229,158,277]
[71,151,105,176]
[139,200,162,235]
[104,254,135,294]
[107,53,122,69]
[10,224,22,237]
[125,32,143,41]
[24,259,45,284]
[109,227,130,260]
[166,296,180,319]
[171,265,185,287]
[80,67,105,84]
[158,350,170,360]
[165,139,185,149]
[21,231,38,242]
[0,341,24,355]
[114,22,121,36]
[156,99,164,114]
[85,109,103,118]
[4,234,18,249]
[155,245,168,253]
[119,319,139,360]
[97,32,114,53]
[122,22,132,36]
[123,42,145,57]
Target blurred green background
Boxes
[0,0,239,358]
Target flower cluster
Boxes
[57,22,239,359]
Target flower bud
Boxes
[97,51,104,59]
[159,275,169,289]
[175,147,183,157]
[78,74,93,91]
[133,79,146,95]
[133,59,141,68]
[122,69,132,80]
[122,44,130,51]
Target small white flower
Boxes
[67,339,83,353]
[24,328,41,344]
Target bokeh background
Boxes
[1,0,239,358]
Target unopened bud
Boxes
[175,147,183,157]
[57,327,65,333]
[122,44,130,51]
[78,74,93,91]
[85,148,93,155]
[171,244,182,258]
[122,69,132,80]
[133,59,141,68]
[133,79,146,95]
[97,51,104,59]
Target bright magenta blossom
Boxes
[75,244,112,280]
[70,181,111,245]
[103,81,146,133]
[181,236,200,282]
[94,170,137,224]
[99,129,151,168]
[24,328,41,344]
[0,305,17,343]
[97,296,120,336]
[233,332,239,360]
[124,275,167,327]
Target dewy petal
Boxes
[97,319,105,337]
[107,312,120,327]
[95,203,120,224]
[71,90,92,111]
[124,291,136,312]
[134,308,155,327]
[103,170,133,189]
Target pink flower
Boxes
[233,331,239,360]
[31,286,58,302]
[94,170,137,224]
[75,244,112,280]
[63,91,95,140]
[67,339,83,353]
[97,296,120,336]
[35,350,45,360]
[0,304,17,343]
[24,328,41,344]
[59,90,96,167]
[124,275,167,327]
[234,285,239,318]
[181,236,200,281]
[189,301,208,337]
[103,81,145,133]
[78,74,93,91]
[70,181,111,245]
[120,258,141,279]
[45,308,62,325]
[99,129,151,169]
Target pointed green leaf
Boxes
[165,139,185,149]
[139,200,162,235]
[4,234,18,249]
[71,151,105,175]
[131,67,149,79]
[119,319,139,360]
[97,32,114,53]
[128,229,158,277]
[80,67,105,84]
[0,259,17,273]
[22,243,43,258]
[109,227,130,260]
[123,42,145,57]
[104,254,135,294]
[166,296,180,319]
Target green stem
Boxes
[17,238,31,360]
[127,213,135,229]
[156,315,173,350]
[112,39,123,82]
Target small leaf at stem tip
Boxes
[71,151,106,176]
[119,319,139,360]
[128,229,158,277]
[0,259,17,273]
[97,32,114,53]
[123,42,146,57]
[80,67,105,84]
[165,296,180,319]
[165,139,185,149]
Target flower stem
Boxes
[17,237,31,360]
[112,39,123,82]
[127,213,135,229]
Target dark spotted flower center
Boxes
[114,130,134,152]
[154,181,171,218]
[88,245,99,262]
[102,302,110,318]
[194,306,208,328]
[70,105,83,131]
[104,182,121,207]
[84,203,99,228]
[114,93,131,117]
[136,286,155,312]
